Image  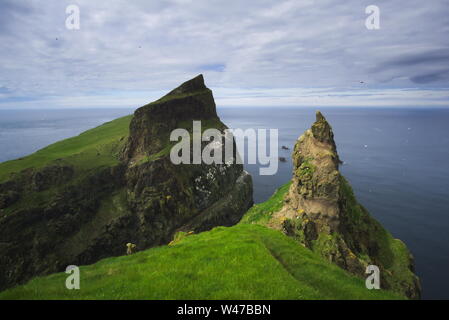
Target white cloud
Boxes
[0,0,448,109]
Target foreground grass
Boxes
[0,224,402,300]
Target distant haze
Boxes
[0,0,448,109]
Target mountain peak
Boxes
[123,74,217,159]
[311,110,335,144]
[315,110,326,122]
[166,74,206,96]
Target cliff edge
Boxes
[0,75,253,291]
[268,111,420,298]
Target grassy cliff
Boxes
[0,115,132,184]
[0,223,402,300]
[0,75,254,292]
[0,162,404,299]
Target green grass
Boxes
[295,157,315,178]
[0,115,133,183]
[338,175,418,295]
[240,178,416,298]
[0,104,224,183]
[239,182,291,225]
[0,224,402,300]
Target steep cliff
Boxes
[268,111,421,299]
[0,75,253,291]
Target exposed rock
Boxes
[30,165,74,192]
[0,75,253,291]
[0,164,74,209]
[122,74,217,160]
[0,191,19,209]
[270,111,421,299]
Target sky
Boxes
[0,0,448,109]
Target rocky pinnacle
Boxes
[271,111,421,299]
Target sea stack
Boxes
[271,111,421,299]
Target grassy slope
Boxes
[0,88,220,182]
[338,176,417,295]
[243,180,417,298]
[0,183,402,299]
[0,223,401,300]
[240,183,291,225]
[0,115,133,183]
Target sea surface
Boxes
[0,107,448,299]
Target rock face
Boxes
[271,111,421,299]
[122,74,217,159]
[0,75,253,291]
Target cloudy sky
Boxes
[0,0,448,109]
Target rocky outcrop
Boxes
[270,111,421,299]
[122,74,217,160]
[0,164,74,209]
[0,75,253,291]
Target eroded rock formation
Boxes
[270,111,421,299]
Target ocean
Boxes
[0,107,448,299]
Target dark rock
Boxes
[166,74,206,96]
[121,75,217,160]
[0,191,20,209]
[31,165,74,192]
